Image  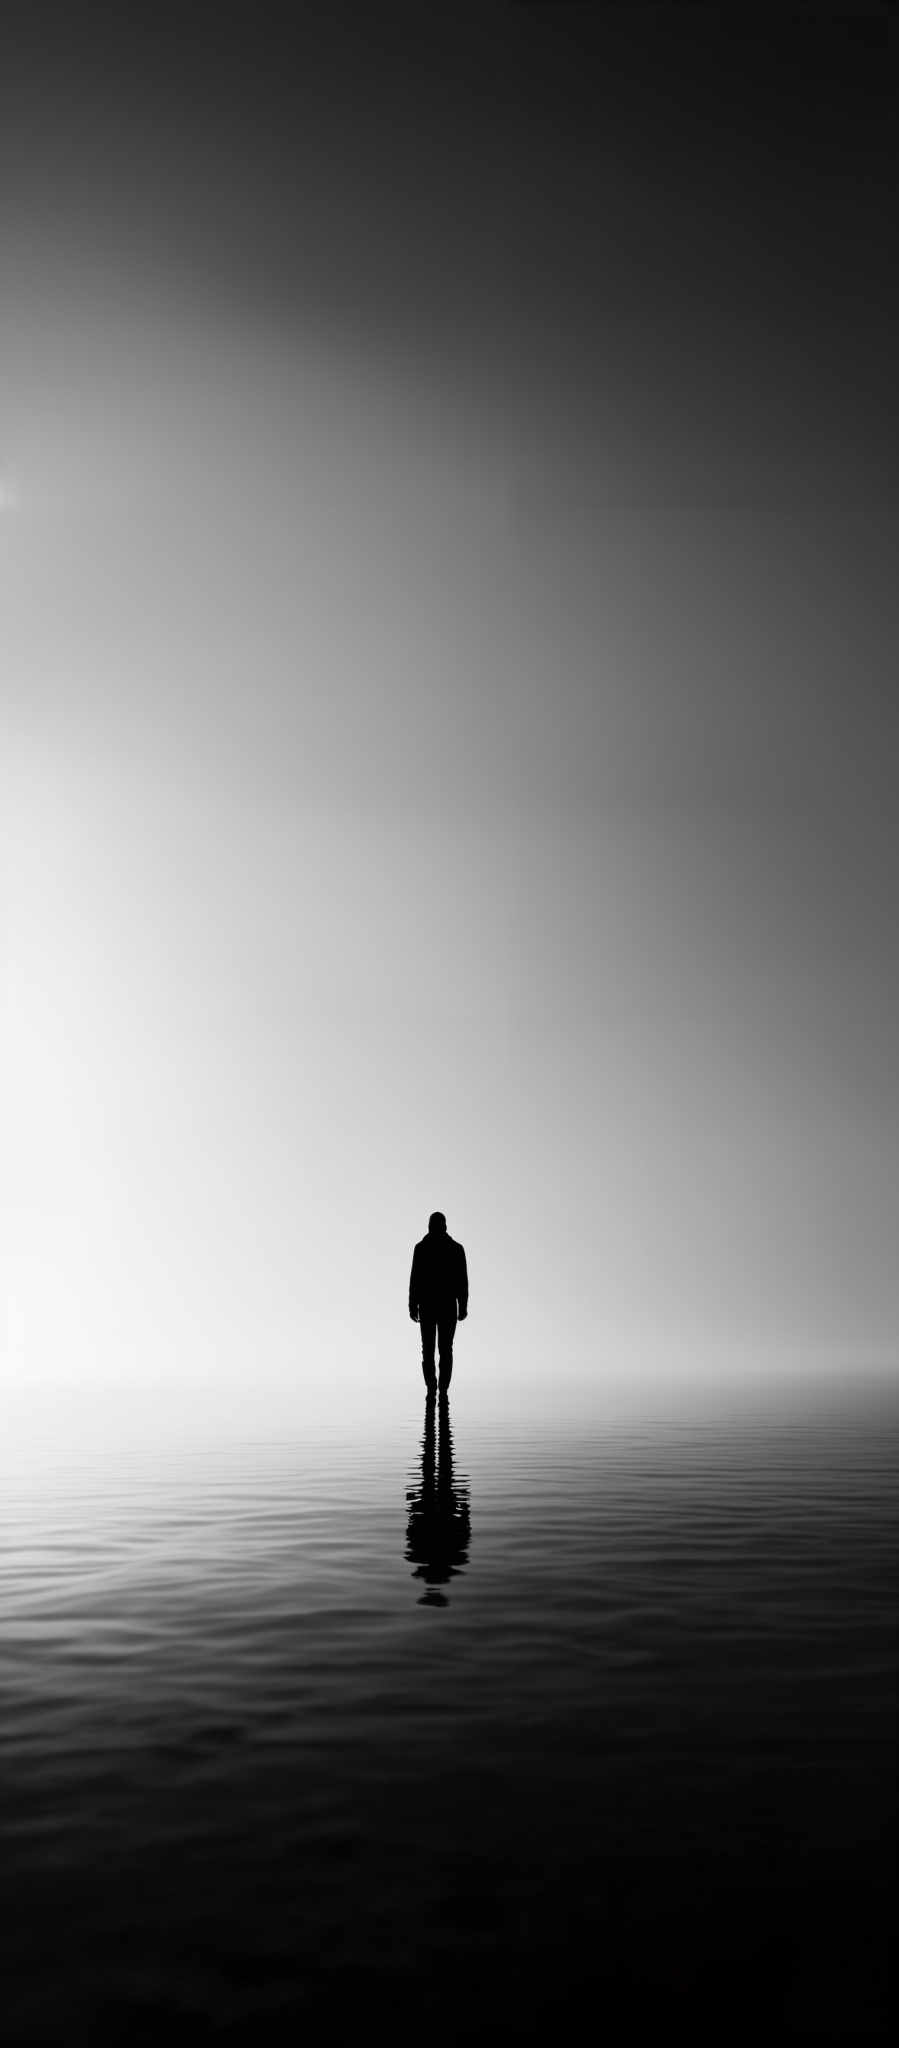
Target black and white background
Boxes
[2,5,897,2040]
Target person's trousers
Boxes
[420,1309,457,1388]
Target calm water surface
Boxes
[3,1372,897,2040]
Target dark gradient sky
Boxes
[3,4,897,1405]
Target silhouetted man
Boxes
[408,1212,468,1392]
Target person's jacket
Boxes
[409,1235,468,1319]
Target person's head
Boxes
[428,1211,447,1237]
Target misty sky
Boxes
[3,5,897,1410]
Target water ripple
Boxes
[2,1376,897,2039]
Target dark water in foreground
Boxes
[3,1376,897,2041]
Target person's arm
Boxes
[457,1245,468,1319]
[409,1246,419,1320]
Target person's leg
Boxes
[437,1310,457,1390]
[419,1313,437,1389]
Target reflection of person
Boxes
[405,1390,471,1606]
[408,1211,468,1392]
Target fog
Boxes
[3,8,897,1426]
